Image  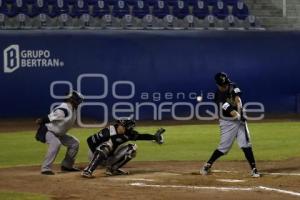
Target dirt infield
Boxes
[0,160,300,200]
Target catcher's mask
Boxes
[116,118,136,130]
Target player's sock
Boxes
[84,149,103,173]
[207,149,224,165]
[242,147,256,169]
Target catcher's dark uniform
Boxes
[82,123,164,177]
[87,125,157,154]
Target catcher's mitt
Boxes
[154,128,165,144]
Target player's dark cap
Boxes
[215,72,231,86]
[116,118,136,130]
[69,90,84,104]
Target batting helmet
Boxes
[215,72,231,86]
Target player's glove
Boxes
[154,128,165,144]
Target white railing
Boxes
[282,0,287,17]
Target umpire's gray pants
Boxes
[217,119,252,154]
[41,131,79,172]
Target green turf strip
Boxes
[0,191,49,200]
[0,122,299,167]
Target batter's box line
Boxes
[129,183,300,197]
[213,170,300,176]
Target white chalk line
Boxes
[130,182,253,191]
[263,172,300,176]
[213,170,300,176]
[217,179,246,183]
[130,182,300,197]
[258,186,300,197]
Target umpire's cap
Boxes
[116,118,136,130]
[215,72,231,86]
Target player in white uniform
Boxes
[35,91,84,175]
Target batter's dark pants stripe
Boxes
[244,123,250,142]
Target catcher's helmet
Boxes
[116,118,136,130]
[215,72,231,86]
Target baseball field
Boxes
[0,120,300,200]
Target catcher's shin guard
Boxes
[107,143,137,172]
[84,142,112,174]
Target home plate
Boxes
[108,178,155,182]
[217,179,246,183]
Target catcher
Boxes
[81,118,165,178]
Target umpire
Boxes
[35,90,83,175]
[200,72,260,178]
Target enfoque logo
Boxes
[50,73,265,127]
[3,44,64,73]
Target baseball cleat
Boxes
[251,168,261,178]
[106,168,129,176]
[41,170,55,175]
[81,170,94,178]
[200,163,212,175]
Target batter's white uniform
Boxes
[41,102,79,172]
